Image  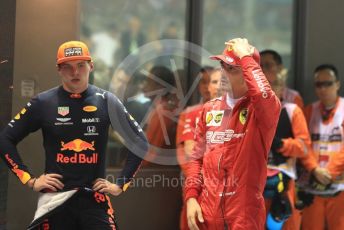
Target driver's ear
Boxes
[89,61,94,72]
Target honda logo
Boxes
[87,126,96,133]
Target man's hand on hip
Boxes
[186,197,204,230]
[92,178,123,196]
[28,173,64,192]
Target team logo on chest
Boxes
[206,110,224,126]
[206,113,213,124]
[56,106,73,125]
[58,107,69,116]
[84,125,99,136]
[83,106,97,112]
[239,108,248,125]
[206,129,246,144]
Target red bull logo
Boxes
[60,139,95,152]
[5,154,31,184]
[58,139,98,164]
[56,153,98,164]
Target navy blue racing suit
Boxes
[0,84,148,229]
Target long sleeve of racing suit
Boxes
[0,98,41,184]
[184,56,281,201]
[240,56,281,130]
[107,93,148,190]
[183,107,207,200]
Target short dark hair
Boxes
[149,66,175,86]
[314,64,339,81]
[260,49,283,65]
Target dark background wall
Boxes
[297,0,344,104]
[0,0,16,229]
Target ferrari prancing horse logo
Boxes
[239,108,248,125]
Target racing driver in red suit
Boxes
[185,38,281,230]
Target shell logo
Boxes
[214,113,223,123]
[83,106,97,112]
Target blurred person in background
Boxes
[177,67,224,171]
[108,68,150,167]
[91,23,119,68]
[109,68,131,99]
[263,68,316,230]
[207,68,223,100]
[117,16,145,66]
[155,21,181,68]
[142,66,178,165]
[92,59,112,90]
[260,49,304,109]
[123,71,151,124]
[300,64,344,230]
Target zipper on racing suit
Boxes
[218,106,234,230]
[220,168,229,230]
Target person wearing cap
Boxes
[260,49,304,110]
[263,68,316,230]
[300,64,344,230]
[0,41,148,229]
[184,38,281,230]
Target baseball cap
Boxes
[56,41,92,64]
[210,45,260,66]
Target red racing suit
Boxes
[184,56,281,229]
[176,104,203,175]
[176,104,203,230]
